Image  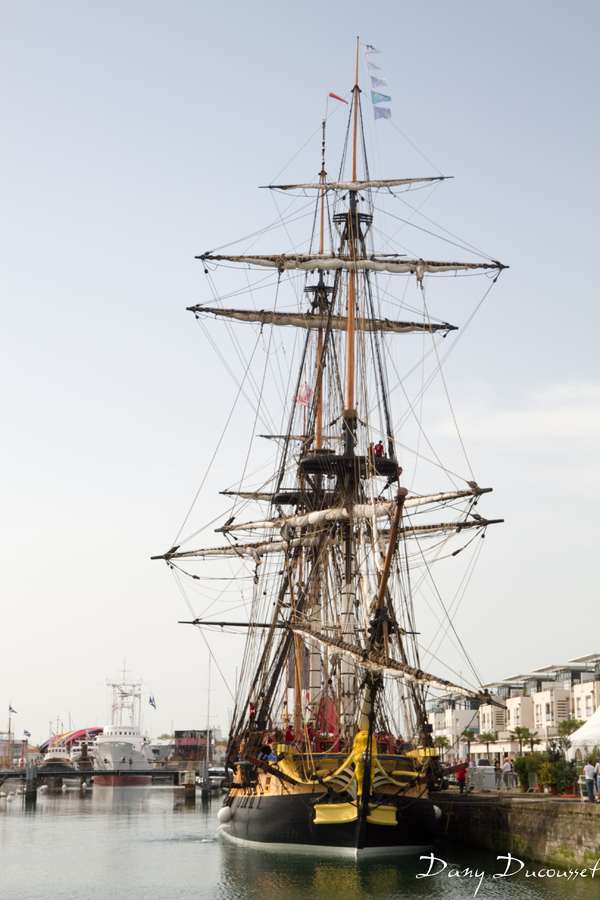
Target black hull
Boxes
[221,792,435,857]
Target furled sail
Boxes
[152,533,338,562]
[197,253,505,277]
[216,489,491,533]
[153,517,501,563]
[395,518,503,537]
[187,306,457,335]
[263,177,448,191]
[291,627,505,709]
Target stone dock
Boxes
[432,792,600,867]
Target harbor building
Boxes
[428,652,600,761]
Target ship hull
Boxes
[93,737,152,786]
[220,791,435,857]
[94,773,152,787]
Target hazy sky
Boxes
[2,0,599,745]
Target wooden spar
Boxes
[319,117,326,254]
[345,38,360,414]
[315,117,326,450]
[315,330,323,449]
[352,37,359,183]
[375,488,408,612]
[293,633,302,737]
[346,260,356,412]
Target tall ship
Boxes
[154,42,507,855]
[94,672,152,786]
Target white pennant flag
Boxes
[362,44,381,55]
[366,61,381,71]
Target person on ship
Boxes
[283,724,295,743]
[374,441,384,457]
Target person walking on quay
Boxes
[494,759,502,790]
[583,760,596,802]
[595,759,600,801]
[502,756,513,790]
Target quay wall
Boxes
[432,794,600,867]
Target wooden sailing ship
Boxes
[154,42,507,856]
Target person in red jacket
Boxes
[457,762,467,794]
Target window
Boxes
[586,696,592,716]
[545,703,551,722]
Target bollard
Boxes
[24,763,37,805]
[181,770,196,805]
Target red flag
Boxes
[294,383,315,408]
[329,92,348,104]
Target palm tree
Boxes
[509,726,531,756]
[461,729,476,759]
[525,729,541,753]
[433,736,450,760]
[558,719,585,736]
[479,732,496,757]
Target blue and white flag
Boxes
[370,76,387,88]
[8,705,17,714]
[371,91,391,105]
[374,106,392,121]
[24,730,31,738]
[366,61,381,72]
[149,695,157,710]
[362,44,381,55]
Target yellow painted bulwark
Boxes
[367,805,398,826]
[406,748,437,759]
[313,803,358,825]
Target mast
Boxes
[206,655,211,773]
[315,115,326,450]
[344,37,360,428]
[339,39,361,738]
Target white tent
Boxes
[567,707,600,759]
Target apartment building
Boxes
[427,655,600,760]
[505,694,534,731]
[427,694,480,760]
[532,685,571,738]
[569,653,600,722]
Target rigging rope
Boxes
[172,328,264,547]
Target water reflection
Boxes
[1,788,598,900]
[216,838,600,900]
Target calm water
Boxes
[0,785,597,900]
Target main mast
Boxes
[340,39,361,738]
[344,37,360,451]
